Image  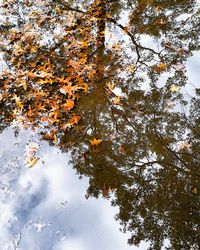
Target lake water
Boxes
[0,1,199,249]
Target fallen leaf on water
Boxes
[90,138,102,146]
[192,187,198,194]
[103,183,112,197]
[178,142,192,150]
[43,132,54,140]
[127,64,135,73]
[170,85,180,93]
[106,82,115,92]
[153,63,167,73]
[64,115,81,128]
[62,99,74,111]
[118,146,126,154]
[27,157,38,167]
[112,96,123,105]
[25,142,39,167]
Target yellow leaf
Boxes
[112,96,122,105]
[48,117,60,124]
[170,85,180,93]
[13,96,24,109]
[53,134,57,142]
[127,64,135,73]
[27,157,38,167]
[13,42,23,56]
[100,29,110,36]
[106,82,115,91]
[55,7,62,14]
[78,82,89,94]
[30,47,37,53]
[158,63,167,70]
[90,138,102,146]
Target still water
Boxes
[0,0,199,249]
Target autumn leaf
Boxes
[27,157,38,167]
[192,187,198,194]
[106,82,115,91]
[43,132,54,140]
[60,83,79,97]
[99,29,110,36]
[70,115,81,124]
[69,59,82,70]
[25,142,39,167]
[48,117,60,124]
[13,42,23,56]
[62,99,74,111]
[112,96,123,105]
[77,82,89,94]
[153,63,167,73]
[64,115,81,128]
[158,63,167,70]
[90,138,102,146]
[170,85,180,93]
[127,64,135,73]
[178,142,192,150]
[118,146,126,154]
[13,95,24,109]
[103,183,112,197]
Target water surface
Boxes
[0,0,199,249]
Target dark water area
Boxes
[0,0,200,249]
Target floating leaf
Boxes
[178,142,192,150]
[112,96,123,105]
[106,82,115,91]
[127,64,135,73]
[153,63,167,73]
[170,85,180,93]
[65,115,81,128]
[90,138,102,146]
[192,187,198,194]
[103,183,112,197]
[118,146,126,154]
[27,157,38,167]
[62,100,74,111]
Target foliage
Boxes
[0,0,200,249]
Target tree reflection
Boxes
[61,75,200,249]
[0,0,200,249]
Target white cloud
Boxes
[0,128,141,250]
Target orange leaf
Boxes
[60,83,79,97]
[62,100,74,111]
[90,138,102,146]
[153,63,167,73]
[78,83,89,94]
[69,59,82,70]
[65,115,81,128]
